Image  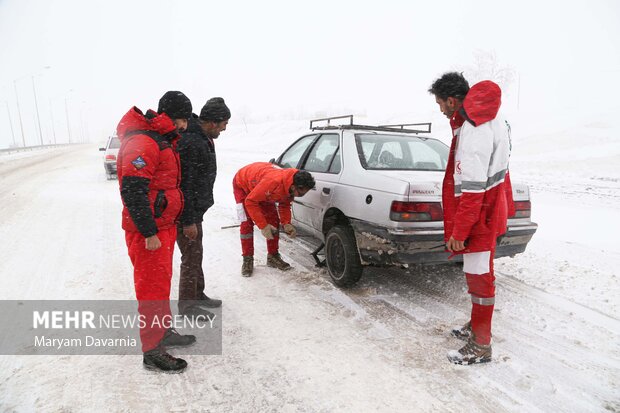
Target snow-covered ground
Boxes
[0,117,618,412]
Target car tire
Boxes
[325,225,363,287]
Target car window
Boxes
[355,134,448,170]
[377,141,403,167]
[329,147,342,174]
[278,135,317,168]
[408,140,445,170]
[108,137,121,149]
[302,134,339,173]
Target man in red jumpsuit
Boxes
[117,91,197,372]
[428,73,515,365]
[232,162,315,276]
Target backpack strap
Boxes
[123,129,171,150]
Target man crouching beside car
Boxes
[232,162,315,276]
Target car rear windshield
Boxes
[355,134,448,171]
[108,137,121,149]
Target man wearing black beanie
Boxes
[157,91,193,132]
[199,97,231,130]
[176,97,231,317]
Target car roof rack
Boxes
[310,115,431,134]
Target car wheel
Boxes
[325,225,363,287]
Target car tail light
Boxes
[512,200,531,218]
[390,201,443,221]
[105,154,116,161]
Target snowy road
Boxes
[0,143,618,412]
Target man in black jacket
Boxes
[176,97,231,316]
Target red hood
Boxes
[462,80,502,127]
[116,107,177,140]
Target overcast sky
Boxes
[0,0,619,148]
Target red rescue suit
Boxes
[443,81,514,345]
[232,162,297,256]
[116,107,183,352]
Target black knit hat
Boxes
[199,97,231,122]
[293,170,315,190]
[158,91,192,119]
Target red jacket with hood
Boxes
[233,162,298,229]
[443,81,515,253]
[116,107,183,237]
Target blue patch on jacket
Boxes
[131,156,147,170]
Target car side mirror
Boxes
[269,158,276,164]
[99,147,105,151]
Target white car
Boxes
[99,136,120,180]
[271,115,538,287]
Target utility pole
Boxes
[48,99,57,144]
[11,66,51,147]
[13,80,26,147]
[5,101,16,147]
[31,75,43,145]
[65,97,72,143]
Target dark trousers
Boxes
[176,222,206,313]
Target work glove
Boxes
[260,224,277,240]
[283,223,296,238]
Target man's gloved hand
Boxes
[260,224,277,240]
[283,223,296,238]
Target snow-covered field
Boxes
[0,116,618,412]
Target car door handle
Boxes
[322,187,331,195]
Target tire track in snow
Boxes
[278,235,620,412]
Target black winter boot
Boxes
[143,347,187,372]
[266,253,291,271]
[447,337,492,365]
[450,321,472,341]
[159,328,196,348]
[199,293,222,308]
[241,256,254,277]
[180,305,215,321]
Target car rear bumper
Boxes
[104,161,117,174]
[350,219,538,265]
